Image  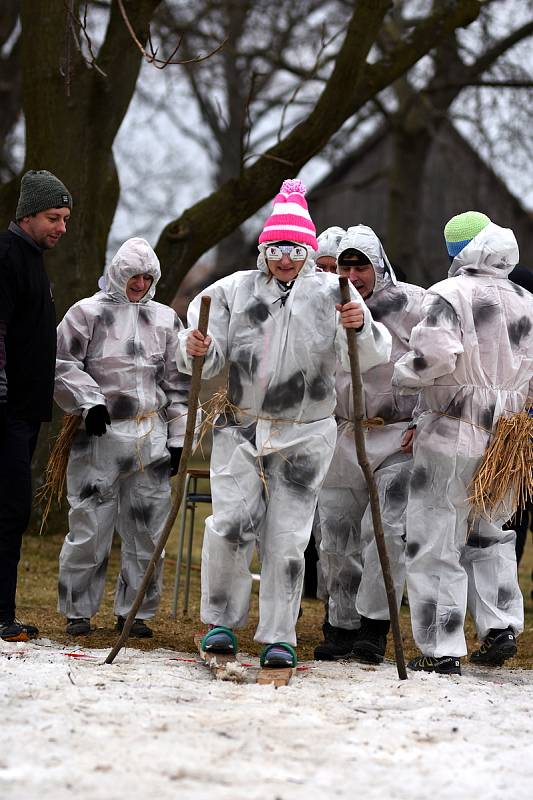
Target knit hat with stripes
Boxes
[444,211,491,257]
[259,179,318,250]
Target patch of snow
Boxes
[1,640,532,799]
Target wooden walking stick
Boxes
[106,296,211,665]
[339,277,407,680]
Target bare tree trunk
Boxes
[386,125,433,286]
[0,1,21,179]
[12,0,160,535]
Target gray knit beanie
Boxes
[16,170,72,219]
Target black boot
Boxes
[116,616,153,638]
[351,617,390,664]
[470,627,517,666]
[314,622,358,661]
[66,618,91,636]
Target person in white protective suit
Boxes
[314,225,425,661]
[177,180,391,668]
[303,226,347,603]
[393,212,533,675]
[314,226,346,273]
[55,237,190,638]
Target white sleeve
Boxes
[54,306,106,414]
[176,282,230,380]
[393,292,463,392]
[160,314,193,447]
[334,283,392,373]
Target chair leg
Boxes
[171,474,192,617]
[183,494,196,614]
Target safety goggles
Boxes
[265,244,308,261]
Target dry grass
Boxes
[468,407,533,520]
[16,471,533,667]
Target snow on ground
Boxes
[1,639,532,800]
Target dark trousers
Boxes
[514,504,531,565]
[0,416,40,622]
[504,502,532,565]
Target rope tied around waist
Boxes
[195,387,319,455]
[112,409,159,425]
[339,416,413,430]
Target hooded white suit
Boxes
[314,227,346,267]
[318,226,426,628]
[177,252,391,646]
[394,223,533,657]
[55,238,190,620]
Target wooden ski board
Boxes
[195,634,296,686]
[194,634,242,679]
[256,667,295,687]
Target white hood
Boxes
[448,222,519,279]
[314,226,346,261]
[337,225,397,294]
[106,237,161,303]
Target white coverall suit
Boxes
[55,238,189,620]
[310,226,347,601]
[318,226,426,628]
[394,223,533,658]
[177,254,391,645]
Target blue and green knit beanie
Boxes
[444,211,491,257]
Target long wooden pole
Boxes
[339,277,407,680]
[105,296,211,665]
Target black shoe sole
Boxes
[263,659,294,668]
[351,646,384,665]
[115,625,153,639]
[313,649,354,661]
[470,645,517,667]
[408,662,461,675]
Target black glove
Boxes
[168,447,183,477]
[85,405,111,437]
[0,403,7,442]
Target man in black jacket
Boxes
[0,169,72,642]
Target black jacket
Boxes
[0,228,57,421]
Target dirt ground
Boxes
[16,473,533,667]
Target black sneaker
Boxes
[0,621,29,642]
[66,618,91,636]
[408,655,461,675]
[0,619,39,642]
[351,617,390,665]
[314,622,358,661]
[116,616,153,638]
[470,627,517,667]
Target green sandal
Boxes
[260,642,297,668]
[201,626,238,654]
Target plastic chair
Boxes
[171,468,211,617]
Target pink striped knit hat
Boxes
[259,179,318,250]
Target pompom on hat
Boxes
[444,211,491,257]
[259,179,318,250]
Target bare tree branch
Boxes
[154,0,484,302]
[116,0,227,68]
